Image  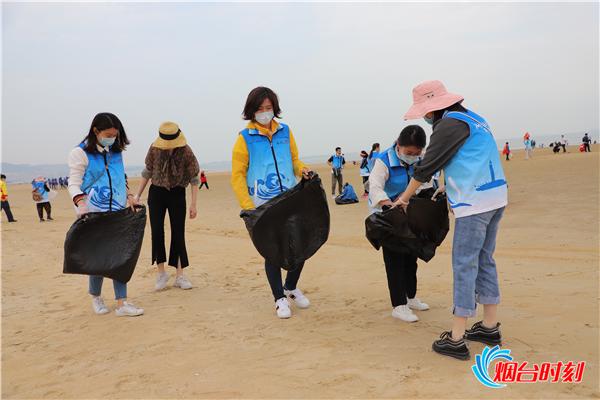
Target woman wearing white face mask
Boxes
[231,86,313,319]
[368,125,430,323]
[67,112,143,317]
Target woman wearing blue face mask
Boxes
[368,125,430,323]
[67,112,144,317]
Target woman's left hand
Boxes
[301,167,313,179]
[127,194,140,211]
[393,196,409,211]
[189,204,197,219]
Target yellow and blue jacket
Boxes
[231,120,306,210]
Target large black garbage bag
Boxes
[63,206,147,283]
[240,174,330,271]
[365,189,449,262]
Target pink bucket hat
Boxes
[404,80,464,120]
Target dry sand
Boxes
[2,146,599,399]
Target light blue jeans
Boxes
[452,207,504,317]
[89,276,127,300]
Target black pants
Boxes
[148,185,189,268]
[331,171,343,195]
[199,182,209,189]
[36,202,51,220]
[265,261,304,301]
[561,144,567,152]
[362,176,369,193]
[1,201,15,222]
[382,246,418,307]
[505,154,510,161]
[584,143,591,152]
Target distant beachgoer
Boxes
[134,121,200,292]
[560,135,568,152]
[68,112,144,317]
[400,80,507,360]
[1,174,17,222]
[582,133,591,152]
[199,171,209,189]
[231,86,313,319]
[32,177,53,222]
[359,150,370,197]
[328,147,345,198]
[368,143,381,172]
[502,142,511,161]
[524,138,533,160]
[368,125,431,323]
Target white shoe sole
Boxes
[392,312,419,322]
[408,305,430,311]
[94,308,110,315]
[115,310,144,317]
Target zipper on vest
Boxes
[269,139,284,193]
[103,151,113,212]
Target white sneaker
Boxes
[407,297,430,311]
[173,275,193,290]
[275,297,292,319]
[155,271,170,291]
[91,296,109,315]
[284,288,310,309]
[392,305,419,322]
[115,301,144,317]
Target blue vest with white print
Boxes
[79,142,127,213]
[442,109,508,218]
[32,181,49,202]
[378,145,415,201]
[367,151,379,172]
[240,123,296,207]
[331,154,344,169]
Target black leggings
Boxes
[382,247,418,307]
[199,182,209,189]
[36,202,51,220]
[1,201,15,221]
[265,261,304,301]
[148,184,189,268]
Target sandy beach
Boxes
[1,146,598,399]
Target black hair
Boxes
[432,101,466,123]
[0,174,5,179]
[397,125,427,148]
[369,142,380,158]
[242,87,282,121]
[82,112,129,153]
[335,147,341,151]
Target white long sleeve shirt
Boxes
[368,158,435,213]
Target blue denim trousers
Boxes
[452,207,504,317]
[89,276,127,300]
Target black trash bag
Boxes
[63,205,147,283]
[365,188,449,262]
[240,174,330,271]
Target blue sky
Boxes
[2,2,598,166]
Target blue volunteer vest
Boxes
[359,157,370,176]
[331,154,344,169]
[240,123,296,207]
[367,151,379,172]
[377,145,415,201]
[442,109,508,218]
[32,181,49,202]
[79,142,127,212]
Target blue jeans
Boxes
[452,207,504,317]
[88,276,127,300]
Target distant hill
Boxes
[0,163,144,184]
